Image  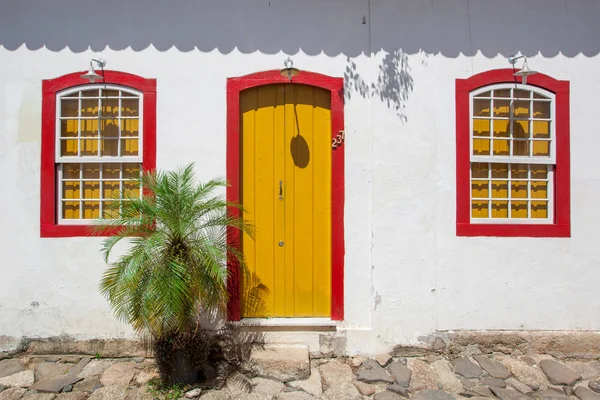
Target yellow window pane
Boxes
[82,201,100,219]
[491,180,508,198]
[81,119,99,138]
[512,120,529,138]
[491,200,508,218]
[121,139,139,156]
[81,89,99,97]
[83,181,100,199]
[531,181,548,199]
[123,180,141,199]
[61,139,78,157]
[493,99,510,117]
[81,99,99,117]
[473,119,490,137]
[513,140,530,156]
[533,120,550,138]
[493,139,510,156]
[81,139,99,156]
[473,99,490,117]
[493,119,509,137]
[62,181,80,200]
[101,98,119,117]
[513,100,530,118]
[82,163,100,179]
[61,120,78,137]
[471,180,489,198]
[533,140,550,157]
[122,98,139,117]
[531,165,548,179]
[491,163,508,178]
[61,100,79,118]
[513,89,530,99]
[511,181,528,198]
[123,164,141,179]
[121,119,139,137]
[63,164,80,179]
[102,139,119,156]
[102,201,119,219]
[531,201,548,219]
[62,201,80,219]
[471,162,489,179]
[103,181,120,199]
[533,101,550,118]
[471,200,489,218]
[511,164,528,179]
[101,119,119,138]
[494,89,510,98]
[511,201,528,218]
[103,163,121,179]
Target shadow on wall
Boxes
[0,0,599,57]
[344,50,414,122]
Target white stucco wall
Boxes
[1,0,599,354]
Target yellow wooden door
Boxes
[240,84,332,318]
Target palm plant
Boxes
[95,163,252,383]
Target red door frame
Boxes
[226,70,345,321]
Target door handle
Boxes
[279,180,283,200]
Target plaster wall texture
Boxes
[1,0,599,354]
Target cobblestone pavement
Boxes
[1,349,600,400]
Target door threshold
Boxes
[232,318,337,327]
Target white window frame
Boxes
[55,85,143,225]
[469,83,555,224]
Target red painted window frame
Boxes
[456,69,570,237]
[41,70,157,238]
[226,70,345,321]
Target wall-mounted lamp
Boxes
[280,57,300,81]
[508,55,537,85]
[80,59,106,83]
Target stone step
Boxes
[246,344,310,383]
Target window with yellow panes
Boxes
[57,86,142,222]
[470,85,554,221]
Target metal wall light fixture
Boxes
[280,57,300,81]
[80,59,106,83]
[508,55,537,85]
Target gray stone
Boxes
[135,371,158,386]
[540,360,582,386]
[488,386,530,400]
[34,363,71,382]
[236,394,272,400]
[55,394,88,400]
[199,390,230,400]
[288,366,322,397]
[567,362,600,381]
[576,386,600,400]
[408,359,438,391]
[388,361,411,387]
[0,385,5,393]
[412,389,455,400]
[387,384,410,397]
[322,384,362,400]
[44,358,61,363]
[0,371,35,388]
[0,361,24,380]
[99,362,136,386]
[87,386,128,400]
[225,373,251,396]
[319,334,346,358]
[319,360,354,389]
[353,381,375,396]
[506,378,533,394]
[590,381,600,394]
[481,377,507,388]
[72,376,100,392]
[531,389,570,400]
[29,376,82,393]
[185,388,202,399]
[471,384,494,397]
[67,358,90,377]
[458,377,476,390]
[131,358,144,364]
[21,394,56,400]
[357,359,393,383]
[564,386,575,396]
[0,388,26,400]
[431,359,464,393]
[376,354,393,368]
[275,392,315,400]
[251,377,284,396]
[77,361,114,379]
[454,358,484,379]
[374,391,404,400]
[502,357,549,390]
[62,385,72,393]
[521,357,537,366]
[248,345,309,382]
[58,358,80,365]
[474,356,511,379]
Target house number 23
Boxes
[332,131,345,149]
